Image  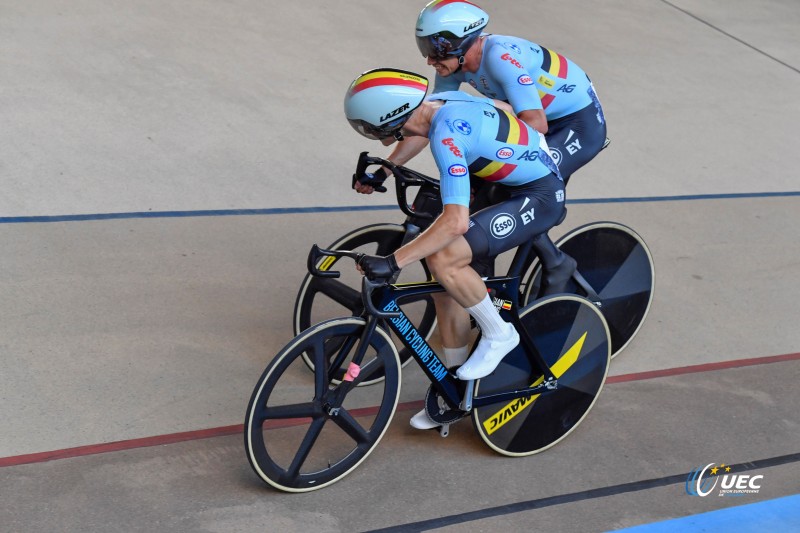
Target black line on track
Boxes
[363,451,800,532]
[1,191,799,224]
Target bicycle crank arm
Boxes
[459,379,475,412]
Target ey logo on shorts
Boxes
[490,213,516,238]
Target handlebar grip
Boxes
[353,151,370,188]
[307,244,341,278]
[306,244,401,319]
[362,278,401,319]
[352,151,388,193]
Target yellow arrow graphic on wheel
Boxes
[482,332,587,435]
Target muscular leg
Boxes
[431,293,471,354]
[427,237,518,381]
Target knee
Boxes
[426,252,448,281]
[427,251,461,284]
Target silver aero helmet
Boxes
[344,68,429,141]
[415,0,489,61]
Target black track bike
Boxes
[246,241,612,492]
[293,153,655,384]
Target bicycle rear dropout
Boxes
[245,237,612,492]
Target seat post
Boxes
[531,232,566,270]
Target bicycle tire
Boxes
[521,221,654,358]
[472,295,610,456]
[245,317,401,492]
[294,223,436,384]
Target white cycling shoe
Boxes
[410,409,440,430]
[456,327,520,381]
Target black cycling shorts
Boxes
[464,173,565,266]
[546,92,607,184]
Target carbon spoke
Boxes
[309,336,331,397]
[330,408,372,445]
[308,277,362,313]
[285,416,327,480]
[261,402,317,420]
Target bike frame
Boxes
[318,238,562,413]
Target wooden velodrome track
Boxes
[2,1,798,531]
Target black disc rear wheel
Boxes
[472,295,610,456]
[522,222,654,358]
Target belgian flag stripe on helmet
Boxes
[428,0,481,12]
[349,71,428,96]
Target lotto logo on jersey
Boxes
[490,213,516,238]
[517,74,533,86]
[448,164,468,177]
[500,52,523,69]
[496,147,514,159]
[441,138,463,157]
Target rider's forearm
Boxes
[382,136,430,176]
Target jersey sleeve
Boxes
[428,121,472,207]
[484,42,543,114]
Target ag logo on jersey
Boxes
[496,147,514,159]
[518,74,533,86]
[453,119,472,135]
[448,164,468,177]
[490,213,516,238]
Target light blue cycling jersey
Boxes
[427,91,559,207]
[433,34,593,121]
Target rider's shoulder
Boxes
[484,34,538,58]
[428,90,493,108]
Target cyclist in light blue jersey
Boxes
[344,68,570,429]
[356,0,606,193]
[417,0,606,184]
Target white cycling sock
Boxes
[442,345,470,368]
[466,294,513,340]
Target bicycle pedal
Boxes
[439,423,451,438]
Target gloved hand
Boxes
[354,167,388,194]
[357,253,400,281]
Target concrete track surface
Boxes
[1,0,799,531]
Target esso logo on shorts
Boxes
[517,75,533,86]
[549,147,563,166]
[496,147,514,159]
[448,164,468,177]
[490,213,516,238]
